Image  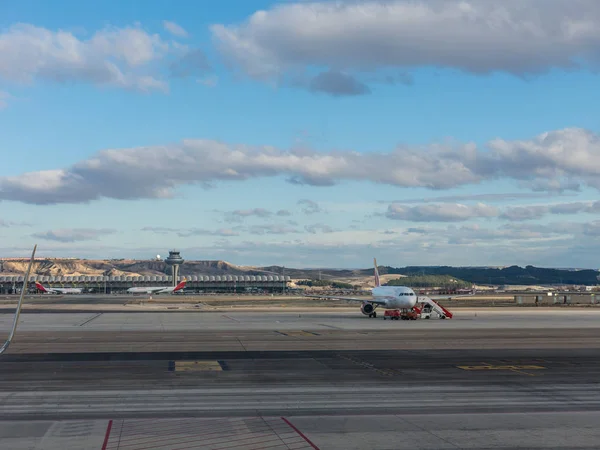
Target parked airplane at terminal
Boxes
[127,280,187,295]
[305,259,473,318]
[35,282,83,294]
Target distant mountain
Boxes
[255,264,600,285]
[0,258,598,285]
[375,265,600,286]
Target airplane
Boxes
[35,282,83,294]
[304,259,474,318]
[127,280,187,295]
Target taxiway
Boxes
[1,307,599,449]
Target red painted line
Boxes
[101,420,113,450]
[281,417,320,450]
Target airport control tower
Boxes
[165,250,184,286]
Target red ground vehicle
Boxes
[383,308,420,320]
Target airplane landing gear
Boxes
[368,311,377,318]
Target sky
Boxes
[1,0,600,269]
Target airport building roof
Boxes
[0,274,292,283]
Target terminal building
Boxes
[0,274,291,294]
[0,250,291,294]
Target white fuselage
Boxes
[127,286,177,294]
[44,287,82,294]
[55,288,82,294]
[371,286,417,309]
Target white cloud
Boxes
[583,222,600,236]
[247,224,300,235]
[0,218,31,227]
[551,201,600,214]
[485,128,600,190]
[182,219,600,267]
[0,23,181,92]
[224,208,273,223]
[386,202,498,222]
[6,219,600,267]
[32,228,116,243]
[211,0,600,93]
[304,223,336,234]
[141,226,239,237]
[2,127,600,205]
[385,200,600,223]
[385,192,568,204]
[163,21,189,38]
[298,199,323,215]
[499,205,549,221]
[306,70,370,96]
[500,201,600,221]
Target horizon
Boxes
[2,1,600,267]
[0,254,597,272]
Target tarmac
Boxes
[1,306,599,449]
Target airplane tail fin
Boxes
[173,279,186,291]
[35,282,47,292]
[373,258,381,287]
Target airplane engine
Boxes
[361,302,375,316]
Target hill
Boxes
[0,258,598,286]
[0,258,253,278]
[381,265,600,286]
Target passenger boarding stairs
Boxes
[416,297,453,319]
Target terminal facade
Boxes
[0,274,292,294]
[0,250,292,294]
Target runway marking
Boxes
[101,419,112,450]
[236,337,247,351]
[222,314,240,323]
[275,330,321,337]
[281,417,321,450]
[337,354,395,377]
[103,417,315,450]
[457,362,546,376]
[168,360,224,372]
[318,323,342,329]
[79,313,102,327]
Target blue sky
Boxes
[1,0,600,268]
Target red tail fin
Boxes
[173,280,186,291]
[35,282,47,292]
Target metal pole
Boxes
[1,244,37,355]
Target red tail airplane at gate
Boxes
[304,259,472,318]
[35,282,83,294]
[127,280,186,295]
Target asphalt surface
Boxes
[1,308,600,449]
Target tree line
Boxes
[385,275,471,288]
[296,279,356,289]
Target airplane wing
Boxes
[303,294,387,305]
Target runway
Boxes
[1,308,600,449]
